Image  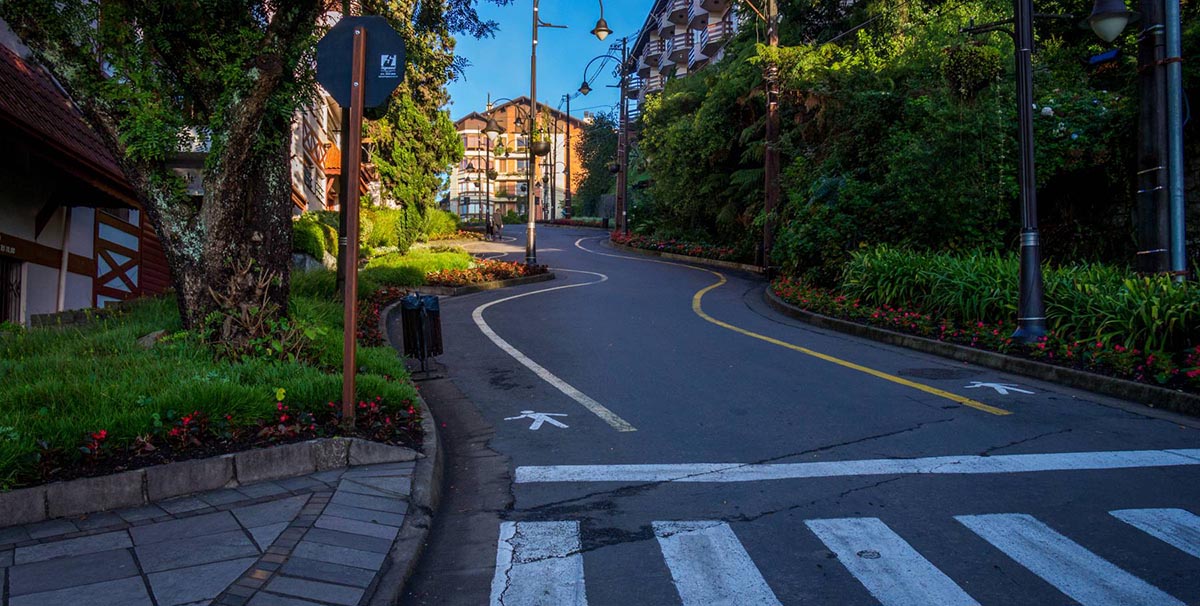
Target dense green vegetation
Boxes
[292,207,461,260]
[573,112,620,216]
[634,0,1199,280]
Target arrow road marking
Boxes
[965,381,1035,395]
[505,411,570,431]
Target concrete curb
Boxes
[419,271,556,297]
[535,222,609,231]
[762,288,1200,416]
[0,437,420,527]
[609,242,764,274]
[367,301,446,606]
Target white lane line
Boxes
[1111,508,1200,559]
[490,521,587,606]
[653,521,781,606]
[805,517,978,606]
[957,513,1186,606]
[472,268,637,432]
[514,448,1200,483]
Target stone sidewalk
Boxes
[0,461,415,606]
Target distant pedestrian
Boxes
[493,209,504,239]
[485,214,495,241]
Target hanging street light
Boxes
[1088,0,1138,42]
[578,80,593,96]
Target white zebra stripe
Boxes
[805,517,979,606]
[1111,508,1200,559]
[653,521,781,606]
[957,513,1185,606]
[490,521,587,606]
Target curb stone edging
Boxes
[608,241,765,275]
[763,288,1200,417]
[419,271,555,297]
[366,300,446,606]
[0,437,420,527]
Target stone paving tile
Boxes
[333,479,395,498]
[342,462,415,478]
[276,476,324,492]
[232,495,308,529]
[0,525,31,546]
[136,530,259,573]
[1,548,13,566]
[147,556,257,606]
[200,488,248,507]
[160,496,211,515]
[320,502,406,526]
[306,469,345,484]
[265,576,364,606]
[25,518,79,539]
[343,475,411,496]
[9,548,139,595]
[247,592,326,606]
[14,530,132,564]
[313,515,399,541]
[279,556,377,588]
[73,511,126,531]
[328,490,407,514]
[302,527,393,554]
[131,511,241,545]
[10,574,153,606]
[248,522,289,551]
[117,504,168,523]
[236,481,288,499]
[291,540,386,570]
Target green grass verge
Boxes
[0,248,473,490]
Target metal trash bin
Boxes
[602,217,610,229]
[400,293,443,371]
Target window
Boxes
[0,256,20,324]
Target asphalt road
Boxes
[400,225,1200,606]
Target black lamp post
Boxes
[483,113,504,227]
[579,43,631,234]
[526,0,613,265]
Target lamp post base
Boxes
[1011,228,1048,344]
[525,223,537,266]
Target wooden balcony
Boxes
[687,0,708,30]
[637,55,653,78]
[658,37,676,68]
[656,12,675,36]
[689,45,708,69]
[701,20,733,55]
[666,0,690,25]
[700,0,730,13]
[643,38,666,62]
[645,74,665,93]
[669,32,692,62]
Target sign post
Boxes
[316,16,405,427]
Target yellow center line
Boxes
[576,238,1011,415]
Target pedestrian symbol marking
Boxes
[505,410,569,430]
[965,381,1035,395]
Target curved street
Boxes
[400,225,1200,606]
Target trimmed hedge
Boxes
[293,213,338,260]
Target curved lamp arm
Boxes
[579,54,624,95]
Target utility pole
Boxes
[1135,0,1170,274]
[335,0,352,296]
[616,36,630,234]
[762,0,780,273]
[564,93,572,218]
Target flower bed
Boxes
[771,277,1200,393]
[610,231,747,263]
[425,259,549,288]
[427,229,485,241]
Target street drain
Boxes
[898,367,978,380]
[857,550,881,559]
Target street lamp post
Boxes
[563,93,573,218]
[527,0,613,264]
[579,41,631,233]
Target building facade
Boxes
[630,0,738,109]
[0,32,171,325]
[447,97,586,222]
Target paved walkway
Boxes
[0,461,415,606]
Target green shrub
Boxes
[503,211,521,225]
[420,209,459,240]
[840,246,1200,353]
[293,213,337,259]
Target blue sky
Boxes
[446,0,652,122]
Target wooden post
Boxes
[342,25,367,427]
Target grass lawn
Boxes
[0,248,473,490]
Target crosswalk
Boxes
[488,508,1200,605]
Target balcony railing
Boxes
[669,32,692,62]
[666,0,690,25]
[643,38,666,61]
[687,0,708,30]
[645,74,665,93]
[701,20,733,55]
[689,45,707,69]
[658,37,676,68]
[657,11,675,36]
